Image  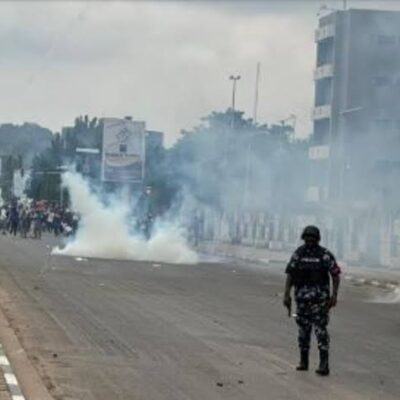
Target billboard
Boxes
[101,118,145,182]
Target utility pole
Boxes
[253,62,261,124]
[229,75,241,130]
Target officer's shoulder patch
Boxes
[322,253,331,261]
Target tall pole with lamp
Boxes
[253,63,261,124]
[229,75,241,131]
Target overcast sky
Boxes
[1,0,400,144]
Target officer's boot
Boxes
[296,350,309,371]
[315,350,329,376]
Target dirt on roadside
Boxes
[0,270,75,400]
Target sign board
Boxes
[101,118,145,182]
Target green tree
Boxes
[167,108,306,212]
[29,133,64,201]
[29,115,104,201]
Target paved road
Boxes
[0,236,399,400]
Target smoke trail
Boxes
[370,286,400,304]
[52,172,198,264]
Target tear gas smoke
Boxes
[174,108,400,268]
[370,286,400,304]
[52,172,198,264]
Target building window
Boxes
[377,34,396,45]
[372,76,391,86]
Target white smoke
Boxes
[370,286,400,304]
[52,172,198,264]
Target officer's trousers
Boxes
[296,300,329,352]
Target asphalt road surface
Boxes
[0,235,399,400]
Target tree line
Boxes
[1,111,310,216]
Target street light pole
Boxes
[230,75,240,112]
[229,75,241,130]
[253,63,261,124]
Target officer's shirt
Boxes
[285,245,341,301]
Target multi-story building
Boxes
[309,8,400,204]
[145,130,164,150]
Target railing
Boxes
[314,64,334,80]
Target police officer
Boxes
[283,225,341,376]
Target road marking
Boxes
[4,373,18,385]
[4,373,18,386]
[0,356,10,366]
[0,348,26,400]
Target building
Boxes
[310,8,400,204]
[145,130,164,150]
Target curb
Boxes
[0,344,25,400]
[343,274,399,290]
[0,287,54,400]
[202,247,400,290]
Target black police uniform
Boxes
[286,244,340,352]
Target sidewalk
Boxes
[199,241,400,289]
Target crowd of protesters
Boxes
[0,198,79,240]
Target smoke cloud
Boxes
[52,172,198,264]
[370,286,400,304]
